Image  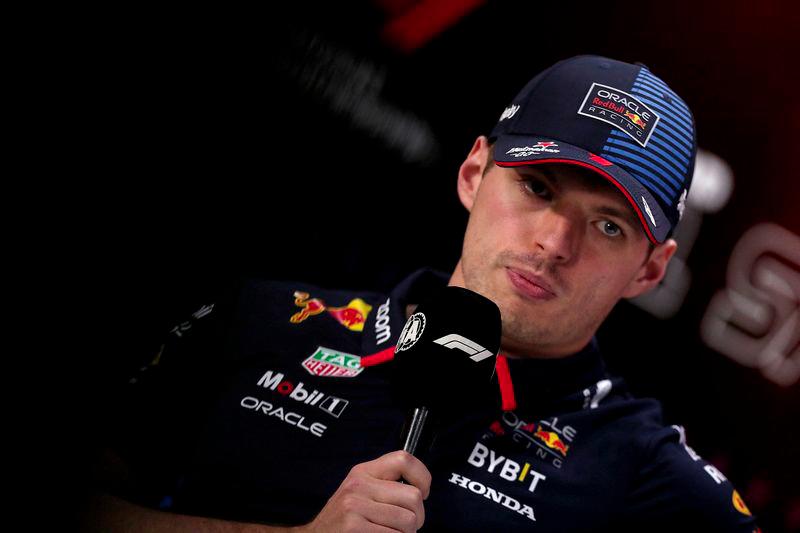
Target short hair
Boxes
[483,141,495,176]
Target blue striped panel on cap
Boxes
[600,68,695,207]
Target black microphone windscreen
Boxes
[392,286,502,413]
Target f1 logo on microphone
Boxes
[433,334,495,362]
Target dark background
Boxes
[54,1,799,530]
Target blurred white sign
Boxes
[700,223,800,387]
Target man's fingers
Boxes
[362,500,422,533]
[356,450,432,499]
[307,451,430,532]
[367,478,426,529]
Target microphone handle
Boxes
[402,406,430,455]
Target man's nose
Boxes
[533,208,579,263]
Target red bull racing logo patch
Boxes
[302,347,363,378]
[290,291,373,332]
[578,83,660,147]
[488,412,577,469]
[533,426,570,456]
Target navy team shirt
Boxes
[110,268,760,532]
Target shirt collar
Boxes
[361,268,610,413]
[501,338,609,414]
[361,268,450,356]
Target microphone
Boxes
[392,286,502,456]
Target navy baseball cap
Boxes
[489,55,697,244]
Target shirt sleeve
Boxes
[618,424,761,532]
[101,279,244,508]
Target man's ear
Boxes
[621,239,678,299]
[457,135,492,212]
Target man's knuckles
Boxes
[340,474,368,494]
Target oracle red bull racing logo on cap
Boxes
[578,83,660,147]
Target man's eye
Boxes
[522,179,551,199]
[595,220,623,237]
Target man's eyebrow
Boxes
[537,166,560,184]
[595,205,641,231]
[518,165,560,188]
[518,165,643,231]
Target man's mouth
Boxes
[505,267,557,301]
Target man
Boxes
[84,56,760,531]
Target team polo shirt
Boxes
[110,268,760,532]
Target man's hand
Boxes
[297,450,432,533]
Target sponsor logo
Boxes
[505,141,560,158]
[433,334,495,362]
[290,291,373,332]
[302,347,363,378]
[578,83,660,147]
[672,425,701,461]
[732,489,752,516]
[448,472,536,522]
[240,396,327,437]
[328,299,373,331]
[169,303,216,338]
[641,196,657,226]
[624,111,647,128]
[374,298,391,345]
[489,413,577,469]
[467,442,547,494]
[533,427,570,456]
[588,152,613,166]
[581,379,613,409]
[191,304,215,320]
[396,312,426,352]
[671,425,730,485]
[677,189,688,220]
[131,303,216,384]
[499,104,520,121]
[290,292,326,323]
[257,370,350,418]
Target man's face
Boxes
[450,137,675,357]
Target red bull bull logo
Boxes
[290,292,326,323]
[624,111,647,129]
[533,427,570,456]
[328,303,370,330]
[491,413,577,469]
[290,291,373,332]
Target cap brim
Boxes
[493,134,671,244]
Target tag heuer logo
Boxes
[302,347,363,378]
